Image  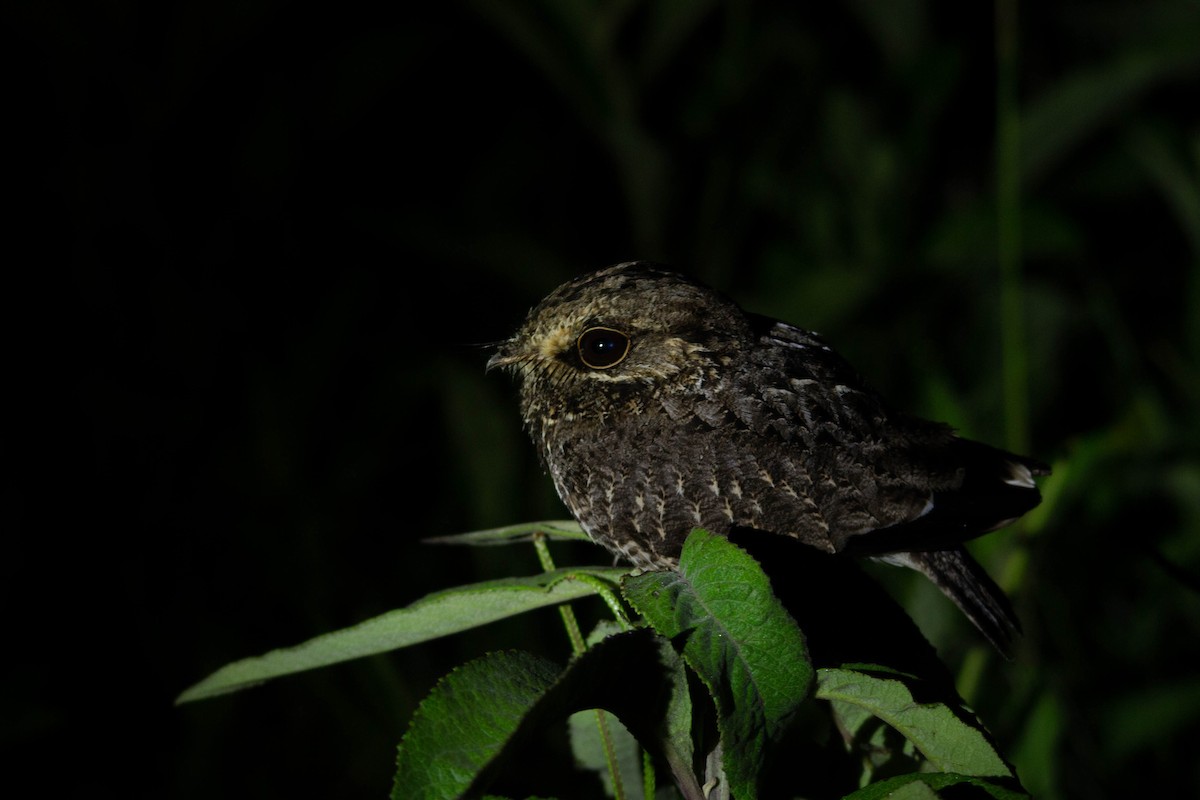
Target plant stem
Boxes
[958,0,1027,704]
[531,531,628,800]
[532,532,587,654]
[996,0,1029,456]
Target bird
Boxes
[487,262,1048,656]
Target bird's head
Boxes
[488,262,748,425]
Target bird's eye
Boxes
[577,327,631,369]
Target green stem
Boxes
[532,533,587,654]
[996,0,1029,457]
[531,531,628,800]
[957,0,1028,703]
[570,572,635,631]
[643,748,656,800]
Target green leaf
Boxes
[840,772,1028,800]
[568,710,644,800]
[176,567,626,703]
[422,519,591,546]
[1021,48,1199,186]
[394,650,561,800]
[657,635,695,783]
[567,621,695,799]
[622,528,813,800]
[393,630,679,799]
[569,621,649,799]
[817,668,1013,779]
[1126,123,1200,260]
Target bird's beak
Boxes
[486,340,522,372]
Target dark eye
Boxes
[577,327,631,369]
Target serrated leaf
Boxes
[177,567,626,703]
[657,635,695,781]
[840,772,1029,800]
[422,519,591,546]
[393,630,678,799]
[817,668,1013,779]
[394,650,561,800]
[622,528,813,800]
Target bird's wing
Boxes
[731,317,1046,553]
[740,318,1041,655]
[721,317,941,546]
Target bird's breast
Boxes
[539,410,842,564]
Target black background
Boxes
[8,2,1200,798]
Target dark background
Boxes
[7,1,1200,798]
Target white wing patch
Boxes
[1003,461,1036,488]
[915,495,936,519]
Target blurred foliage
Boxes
[7,0,1200,798]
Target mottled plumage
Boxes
[489,262,1048,655]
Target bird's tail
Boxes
[886,547,1022,658]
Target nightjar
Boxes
[489,262,1048,656]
